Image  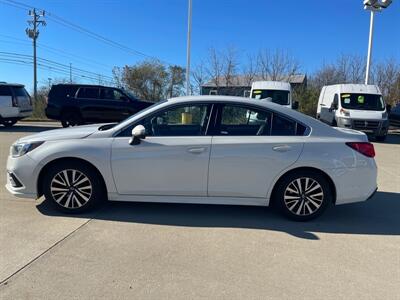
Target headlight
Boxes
[339,108,350,117]
[11,141,44,158]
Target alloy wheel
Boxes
[50,169,92,209]
[284,177,324,216]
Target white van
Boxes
[317,84,389,141]
[250,81,299,109]
[0,82,32,127]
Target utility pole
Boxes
[26,9,45,100]
[185,0,192,96]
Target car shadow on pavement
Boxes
[374,131,400,145]
[0,125,60,133]
[36,191,400,240]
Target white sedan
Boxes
[6,96,378,221]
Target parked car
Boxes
[45,84,153,127]
[317,84,389,141]
[250,81,299,110]
[7,96,377,221]
[0,82,32,127]
[388,102,400,128]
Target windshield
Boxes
[340,93,385,111]
[125,90,138,100]
[251,89,290,105]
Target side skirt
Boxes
[107,193,268,207]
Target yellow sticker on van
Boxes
[253,90,262,94]
[341,94,350,98]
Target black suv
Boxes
[45,84,153,127]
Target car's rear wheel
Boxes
[43,161,104,213]
[61,111,83,127]
[275,170,332,221]
[1,119,17,127]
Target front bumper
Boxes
[6,154,41,199]
[337,118,389,136]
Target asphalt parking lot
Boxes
[0,122,399,299]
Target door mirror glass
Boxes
[130,125,146,145]
[386,104,392,113]
[292,101,299,110]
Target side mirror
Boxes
[292,101,299,110]
[129,125,146,145]
[386,104,392,113]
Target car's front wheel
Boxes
[275,170,332,221]
[43,161,104,213]
[61,111,83,128]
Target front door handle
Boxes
[187,147,207,154]
[272,145,292,152]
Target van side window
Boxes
[332,94,339,109]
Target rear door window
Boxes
[217,104,271,136]
[271,114,296,136]
[77,88,99,99]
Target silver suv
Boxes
[0,82,32,127]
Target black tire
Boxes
[375,135,387,142]
[42,161,105,213]
[274,170,332,221]
[61,111,83,128]
[2,120,17,127]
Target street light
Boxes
[185,0,192,96]
[363,0,392,84]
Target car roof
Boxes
[251,81,291,90]
[323,84,381,94]
[0,82,24,87]
[52,83,118,89]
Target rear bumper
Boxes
[325,164,378,205]
[0,107,32,120]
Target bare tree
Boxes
[191,61,208,95]
[242,53,258,87]
[222,47,239,87]
[206,48,224,92]
[372,58,400,105]
[257,49,300,81]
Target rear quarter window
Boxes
[0,86,12,96]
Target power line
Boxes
[0,52,115,84]
[1,0,174,65]
[0,57,115,86]
[0,33,114,71]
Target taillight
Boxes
[12,96,18,107]
[346,142,375,158]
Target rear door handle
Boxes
[187,147,207,154]
[272,145,292,152]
